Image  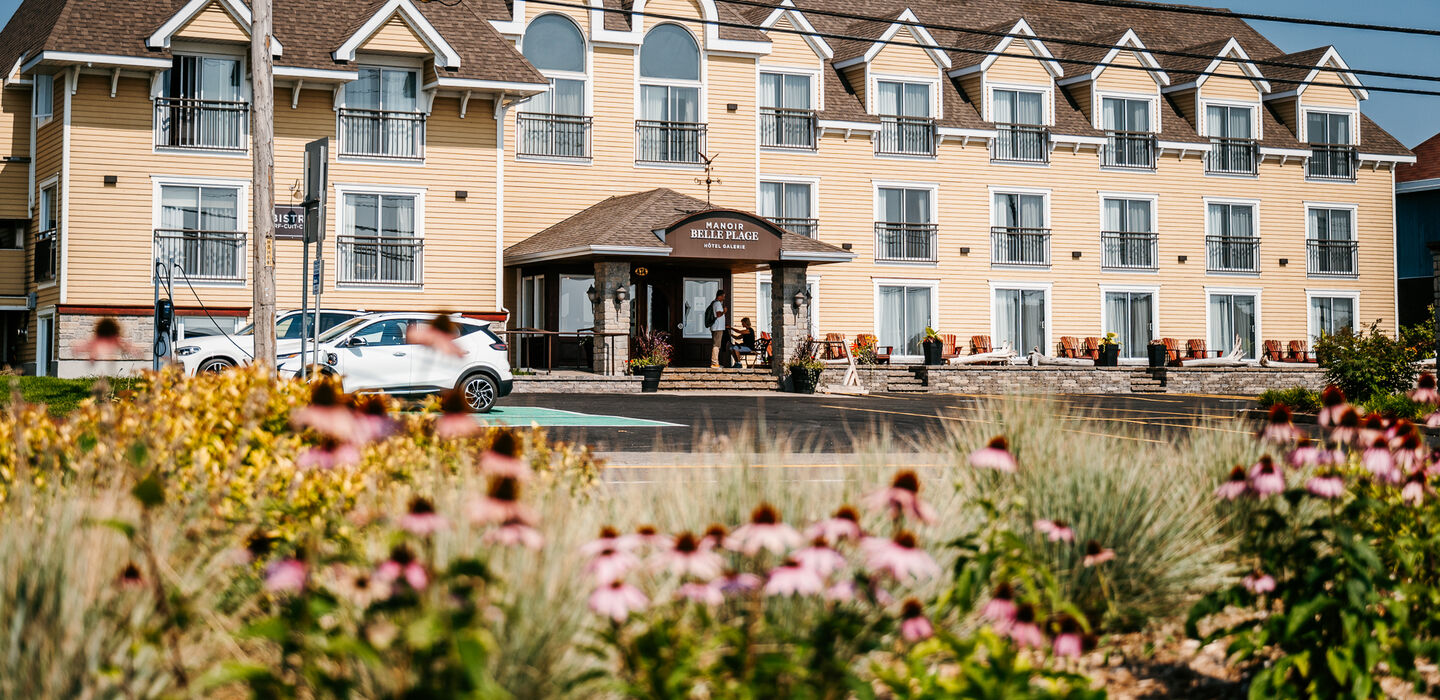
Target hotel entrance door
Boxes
[634,267,730,366]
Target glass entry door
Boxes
[995,289,1046,355]
[1209,293,1257,359]
[681,278,722,339]
[1104,292,1154,359]
[878,285,932,356]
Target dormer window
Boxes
[1100,97,1155,169]
[155,55,248,152]
[340,67,425,161]
[875,80,934,156]
[991,89,1048,163]
[759,72,815,150]
[636,24,704,165]
[32,74,53,125]
[518,14,590,160]
[1204,104,1256,175]
[1306,111,1356,181]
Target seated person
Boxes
[731,317,757,364]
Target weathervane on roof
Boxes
[695,152,721,207]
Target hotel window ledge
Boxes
[337,235,424,287]
[1205,235,1260,273]
[1204,137,1258,176]
[153,229,247,282]
[517,113,592,160]
[991,124,1050,164]
[1306,239,1358,278]
[1306,144,1358,182]
[874,222,937,263]
[875,116,937,157]
[153,97,250,152]
[338,108,427,161]
[635,120,707,165]
[990,226,1051,266]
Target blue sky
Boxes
[0,0,1434,145]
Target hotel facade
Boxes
[0,0,1414,376]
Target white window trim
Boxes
[757,64,822,112]
[1303,201,1358,238]
[517,12,593,126]
[1298,105,1359,145]
[1096,191,1160,232]
[756,271,820,337]
[873,277,941,363]
[153,51,253,157]
[35,307,55,376]
[1098,284,1161,357]
[1092,89,1159,133]
[516,273,544,329]
[1304,288,1361,342]
[149,175,251,286]
[987,280,1053,358]
[632,23,708,170]
[35,175,60,290]
[32,74,53,126]
[333,182,428,291]
[757,173,820,222]
[988,185,1052,227]
[1197,97,1262,141]
[872,180,940,266]
[1203,285,1263,362]
[1202,196,1261,235]
[985,81,1053,126]
[869,72,941,120]
[336,65,428,166]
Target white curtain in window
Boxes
[878,81,900,116]
[1310,208,1352,241]
[903,287,931,355]
[346,193,379,237]
[1104,199,1151,232]
[783,74,810,109]
[902,83,928,118]
[1210,294,1257,359]
[1307,112,1350,144]
[1209,203,1253,237]
[784,183,810,219]
[200,188,238,230]
[879,286,905,353]
[381,69,417,111]
[558,275,595,334]
[996,193,1043,228]
[995,90,1042,124]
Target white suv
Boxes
[277,312,514,412]
[176,309,366,375]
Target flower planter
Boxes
[1097,345,1120,367]
[921,340,943,366]
[1147,343,1169,368]
[789,365,822,394]
[636,365,664,392]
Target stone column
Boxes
[591,261,631,375]
[769,263,810,376]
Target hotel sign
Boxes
[663,211,783,261]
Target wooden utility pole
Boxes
[250,0,277,365]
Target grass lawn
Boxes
[0,375,140,416]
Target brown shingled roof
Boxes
[1263,45,1331,91]
[1397,133,1440,183]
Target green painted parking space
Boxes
[476,406,683,428]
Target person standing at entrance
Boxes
[707,289,728,368]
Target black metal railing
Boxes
[1205,137,1258,175]
[154,97,249,151]
[1307,144,1358,181]
[337,235,423,286]
[1100,231,1158,270]
[1205,235,1260,272]
[517,113,592,159]
[990,226,1051,266]
[768,217,818,237]
[875,116,936,156]
[760,107,817,150]
[1102,131,1156,169]
[992,124,1050,163]
[338,108,426,160]
[153,229,245,281]
[635,120,706,164]
[874,222,938,263]
[34,228,56,282]
[1307,239,1358,277]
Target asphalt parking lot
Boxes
[484,391,1259,454]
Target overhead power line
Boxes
[522,0,1440,98]
[1044,0,1440,39]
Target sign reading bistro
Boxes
[661,211,783,261]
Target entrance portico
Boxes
[503,188,852,375]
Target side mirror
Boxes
[347,336,368,347]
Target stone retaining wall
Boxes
[922,366,1133,394]
[819,364,1329,396]
[511,374,641,394]
[1160,367,1326,394]
[818,366,919,392]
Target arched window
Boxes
[518,14,588,158]
[637,24,702,163]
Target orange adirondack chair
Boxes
[1160,338,1182,364]
[1186,338,1208,359]
[1082,337,1102,360]
[1262,340,1284,362]
[823,332,846,360]
[971,335,993,354]
[1058,336,1082,358]
[940,334,959,359]
[1287,340,1316,363]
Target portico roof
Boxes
[503,188,854,266]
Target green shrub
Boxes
[1360,393,1430,421]
[0,375,142,416]
[1314,321,1418,402]
[1257,387,1321,413]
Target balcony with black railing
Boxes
[154,97,249,152]
[635,120,706,164]
[875,116,936,156]
[760,108,817,150]
[338,108,426,160]
[990,226,1051,266]
[991,124,1050,164]
[1100,231,1158,270]
[768,217,818,238]
[1206,235,1260,272]
[874,222,937,263]
[337,235,424,286]
[517,113,592,159]
[34,228,56,282]
[153,229,246,282]
[1205,137,1258,175]
[1307,238,1358,277]
[1307,144,1358,182]
[1102,131,1157,170]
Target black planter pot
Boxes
[1097,345,1120,367]
[921,340,943,366]
[789,365,821,394]
[637,365,664,392]
[1147,343,1169,368]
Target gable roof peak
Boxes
[946,16,1064,79]
[148,0,284,56]
[831,7,951,71]
[333,0,462,68]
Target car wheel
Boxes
[198,358,235,374]
[459,373,498,413]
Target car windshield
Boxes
[317,316,375,343]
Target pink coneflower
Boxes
[970,436,1017,472]
[1242,570,1276,595]
[399,497,447,536]
[1215,465,1249,500]
[434,390,481,440]
[676,581,723,606]
[622,525,667,550]
[1393,431,1426,474]
[1034,519,1075,543]
[585,545,640,584]
[467,476,537,527]
[296,437,361,470]
[1006,603,1045,648]
[351,394,397,443]
[1248,456,1285,496]
[1358,414,1387,449]
[861,531,939,581]
[659,532,724,580]
[700,523,729,548]
[1410,373,1439,405]
[1388,419,1419,447]
[1402,472,1431,506]
[485,518,545,549]
[726,503,803,556]
[805,505,863,542]
[1317,385,1347,428]
[1428,412,1440,429]
[589,579,648,623]
[118,562,144,588]
[717,571,763,596]
[863,470,937,524]
[376,545,428,591]
[1082,540,1115,567]
[1051,615,1084,658]
[792,538,848,577]
[1306,472,1346,499]
[825,579,858,603]
[264,558,307,594]
[1258,405,1301,444]
[899,598,934,642]
[981,582,1017,627]
[407,314,466,358]
[1287,436,1335,469]
[291,381,361,442]
[580,526,632,558]
[480,430,531,480]
[764,559,825,596]
[1328,407,1362,445]
[1363,439,1400,483]
[73,317,139,361]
